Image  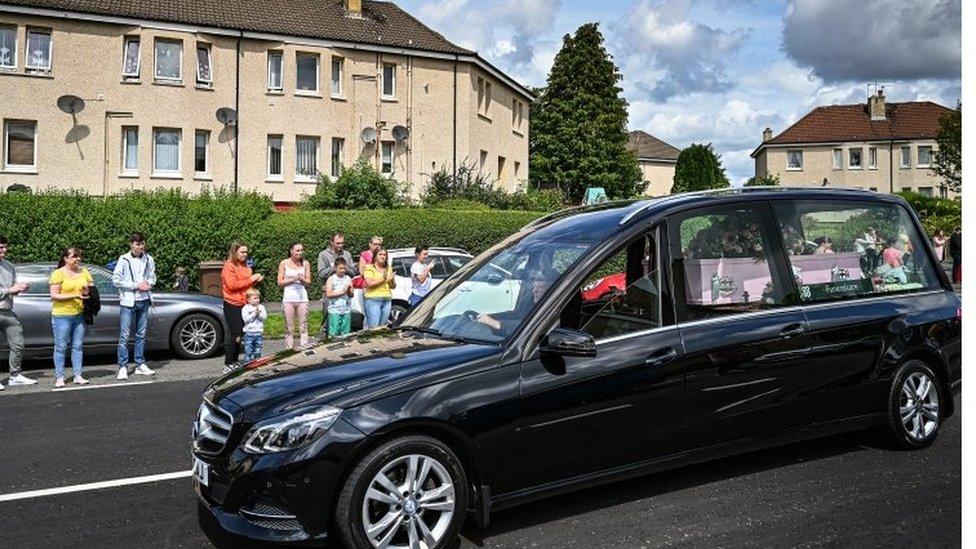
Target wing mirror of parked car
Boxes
[539,327,597,357]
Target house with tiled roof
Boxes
[751,90,953,197]
[627,130,680,196]
[0,0,532,203]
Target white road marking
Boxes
[0,470,192,502]
[52,380,155,392]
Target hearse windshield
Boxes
[400,231,596,343]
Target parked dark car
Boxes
[192,189,961,547]
[0,263,225,360]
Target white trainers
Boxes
[74,376,90,385]
[134,364,155,376]
[117,368,129,380]
[54,377,65,388]
[8,374,38,386]
[0,381,4,391]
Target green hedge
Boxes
[898,191,961,235]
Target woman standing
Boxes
[277,242,311,349]
[358,236,383,275]
[49,246,93,387]
[363,248,395,328]
[932,229,948,263]
[221,242,263,370]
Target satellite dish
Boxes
[360,127,377,144]
[57,95,86,115]
[392,125,410,142]
[215,107,238,126]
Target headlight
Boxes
[242,406,342,454]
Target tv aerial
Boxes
[391,125,410,143]
[215,107,238,126]
[360,126,377,144]
[56,95,86,115]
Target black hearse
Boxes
[193,188,961,547]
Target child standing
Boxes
[241,288,267,362]
[172,266,189,292]
[325,258,354,337]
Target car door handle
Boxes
[645,347,678,367]
[780,323,805,338]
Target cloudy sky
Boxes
[398,0,962,184]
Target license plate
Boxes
[192,457,210,487]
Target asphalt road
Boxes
[0,369,960,549]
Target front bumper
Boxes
[193,416,366,543]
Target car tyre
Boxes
[391,303,410,325]
[882,360,943,450]
[335,435,469,549]
[170,313,223,360]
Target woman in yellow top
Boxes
[362,248,395,328]
[49,246,94,387]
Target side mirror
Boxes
[539,327,596,357]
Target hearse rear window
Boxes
[772,201,940,303]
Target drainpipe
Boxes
[888,140,894,193]
[234,31,242,194]
[406,55,413,192]
[452,55,458,176]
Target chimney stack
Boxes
[868,87,886,121]
[346,0,362,16]
[762,127,772,142]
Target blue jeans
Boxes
[118,300,150,368]
[52,314,85,379]
[408,293,424,307]
[243,333,264,362]
[364,297,392,328]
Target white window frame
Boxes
[195,43,212,86]
[267,51,283,91]
[918,186,934,197]
[154,39,182,82]
[295,52,320,95]
[331,56,343,97]
[868,147,877,170]
[381,141,394,174]
[151,127,182,176]
[295,135,320,181]
[832,148,842,170]
[121,36,141,79]
[267,134,283,180]
[25,28,53,72]
[3,120,38,172]
[121,126,139,175]
[194,129,210,176]
[382,63,396,99]
[900,146,911,168]
[848,147,862,170]
[1,25,19,71]
[917,145,932,168]
[331,137,344,177]
[786,149,803,171]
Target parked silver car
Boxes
[0,263,225,360]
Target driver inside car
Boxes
[474,274,550,334]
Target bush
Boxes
[304,160,407,210]
[0,189,274,291]
[898,191,961,235]
[422,163,564,212]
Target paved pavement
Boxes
[0,365,960,548]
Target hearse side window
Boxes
[559,230,661,340]
[772,201,940,303]
[670,205,788,322]
[391,257,411,278]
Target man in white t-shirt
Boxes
[409,246,432,307]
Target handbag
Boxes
[83,285,101,325]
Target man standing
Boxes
[113,232,157,380]
[317,233,357,335]
[0,234,36,389]
[949,226,962,284]
[409,245,432,307]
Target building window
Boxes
[514,160,521,179]
[381,141,394,174]
[512,99,524,132]
[479,150,488,171]
[0,26,16,70]
[382,63,396,98]
[331,137,344,177]
[832,148,842,169]
[26,29,52,72]
[152,128,181,174]
[868,147,877,169]
[477,77,492,117]
[296,136,319,180]
[195,44,212,86]
[848,147,862,169]
[917,146,932,167]
[122,37,140,79]
[154,39,182,81]
[331,56,343,97]
[267,135,282,179]
[122,126,138,173]
[296,53,319,93]
[918,186,934,197]
[786,150,803,170]
[3,120,37,171]
[497,156,506,182]
[267,51,283,91]
[194,130,209,174]
[900,146,911,168]
[869,187,878,192]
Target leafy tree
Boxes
[304,159,406,210]
[933,102,961,195]
[745,173,780,187]
[670,143,730,193]
[529,23,641,202]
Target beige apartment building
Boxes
[752,91,953,197]
[0,0,532,204]
[627,130,679,196]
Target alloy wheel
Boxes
[180,318,218,357]
[899,371,940,441]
